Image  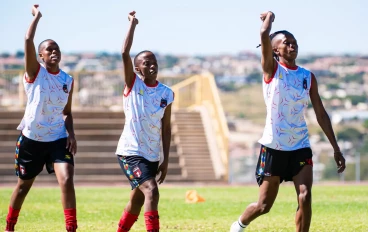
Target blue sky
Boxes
[1,0,367,56]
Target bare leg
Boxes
[240,176,280,225]
[138,178,159,212]
[125,188,145,215]
[139,178,160,231]
[293,165,313,232]
[9,178,35,209]
[54,163,76,209]
[54,163,77,231]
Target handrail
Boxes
[171,73,229,179]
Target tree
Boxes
[0,52,10,58]
[15,51,25,58]
[337,127,363,142]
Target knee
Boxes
[143,182,159,203]
[256,202,272,215]
[298,187,312,206]
[59,174,74,190]
[17,182,33,197]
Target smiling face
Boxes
[134,51,158,81]
[272,32,298,61]
[38,40,61,65]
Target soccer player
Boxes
[230,11,346,232]
[5,5,78,232]
[115,11,174,232]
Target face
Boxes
[273,33,298,61]
[39,40,61,65]
[135,52,158,80]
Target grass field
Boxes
[1,185,367,232]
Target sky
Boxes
[0,0,367,56]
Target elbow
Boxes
[122,50,130,57]
[260,28,270,37]
[25,36,33,42]
[316,111,329,125]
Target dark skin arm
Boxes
[260,11,277,82]
[310,74,345,173]
[63,82,77,155]
[157,104,172,184]
[122,11,139,90]
[25,5,42,81]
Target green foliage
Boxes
[344,73,364,84]
[326,83,340,90]
[246,71,262,83]
[162,55,179,69]
[15,51,25,58]
[363,120,368,130]
[0,52,10,58]
[346,95,367,105]
[337,127,363,141]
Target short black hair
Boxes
[257,30,292,61]
[38,39,57,53]
[133,50,154,67]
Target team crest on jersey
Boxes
[279,73,283,79]
[160,98,167,108]
[138,89,144,96]
[132,166,142,178]
[63,84,68,93]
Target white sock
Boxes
[238,216,248,228]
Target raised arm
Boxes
[25,5,42,81]
[122,11,139,89]
[310,74,345,173]
[260,11,276,82]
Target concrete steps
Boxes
[0,109,219,184]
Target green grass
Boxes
[1,185,368,231]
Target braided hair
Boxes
[257,30,290,61]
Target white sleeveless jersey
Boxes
[17,64,73,142]
[115,74,174,162]
[258,62,312,150]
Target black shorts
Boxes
[255,145,313,186]
[117,155,159,189]
[15,133,74,180]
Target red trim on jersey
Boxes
[279,62,298,70]
[264,63,278,84]
[145,80,158,87]
[123,74,137,97]
[25,63,41,83]
[47,69,60,75]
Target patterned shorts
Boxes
[117,155,159,189]
[15,133,74,180]
[255,145,313,186]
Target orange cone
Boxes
[185,190,205,203]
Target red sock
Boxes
[117,211,138,232]
[64,208,77,232]
[5,206,20,231]
[144,211,159,232]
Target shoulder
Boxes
[297,65,313,76]
[158,82,175,100]
[60,69,74,82]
